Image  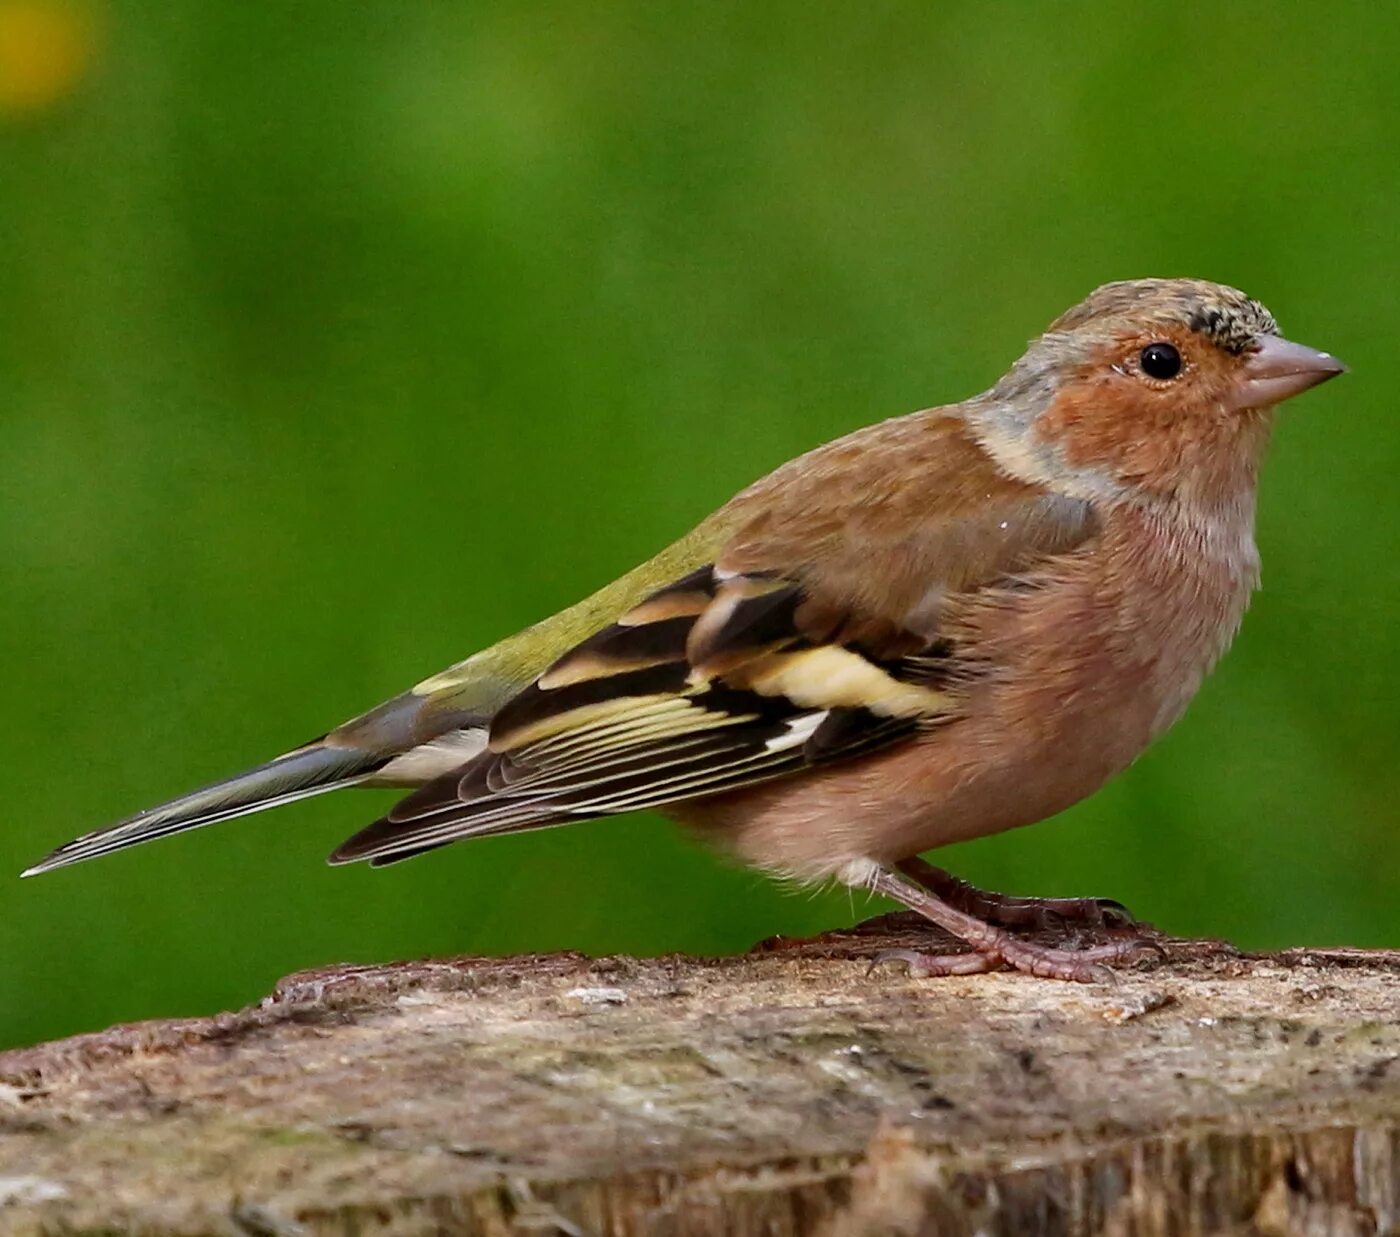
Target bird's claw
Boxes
[867,948,1003,978]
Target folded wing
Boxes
[331,419,1099,868]
[329,563,955,865]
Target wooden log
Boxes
[1,913,1398,1235]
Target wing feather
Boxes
[330,422,1100,867]
[328,566,934,864]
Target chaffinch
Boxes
[26,278,1345,980]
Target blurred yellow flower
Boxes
[0,0,95,117]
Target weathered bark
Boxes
[2,914,1398,1235]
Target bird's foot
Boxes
[896,856,1135,930]
[869,936,1161,983]
[859,862,1163,984]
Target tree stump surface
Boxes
[2,914,1399,1236]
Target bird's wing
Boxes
[330,413,1099,866]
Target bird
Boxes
[24,278,1345,981]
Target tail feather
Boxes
[22,744,385,876]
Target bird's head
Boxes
[983,278,1345,505]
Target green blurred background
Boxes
[2,2,1396,1051]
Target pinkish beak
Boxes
[1231,334,1346,411]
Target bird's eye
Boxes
[1138,342,1182,380]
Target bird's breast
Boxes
[961,499,1259,762]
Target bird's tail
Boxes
[22,743,385,877]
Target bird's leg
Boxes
[858,862,1155,983]
[896,856,1134,930]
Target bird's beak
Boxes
[1230,334,1346,411]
